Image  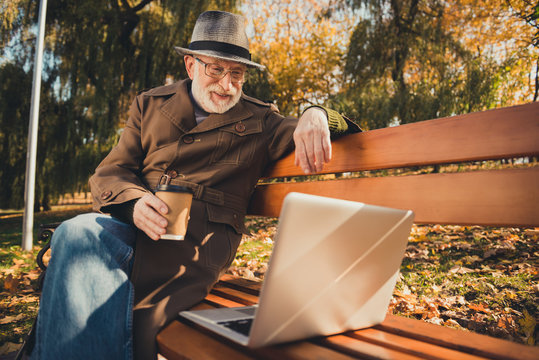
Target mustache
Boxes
[206,83,238,96]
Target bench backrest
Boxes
[249,102,539,227]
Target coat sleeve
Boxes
[264,110,298,162]
[89,96,151,212]
[263,106,361,163]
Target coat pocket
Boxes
[202,222,242,272]
[206,203,247,235]
[202,204,243,272]
[209,119,262,166]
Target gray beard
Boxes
[191,67,242,114]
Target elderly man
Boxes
[29,10,359,360]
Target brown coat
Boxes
[89,79,298,359]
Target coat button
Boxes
[101,191,112,200]
[235,122,246,133]
[183,136,194,144]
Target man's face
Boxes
[186,55,246,114]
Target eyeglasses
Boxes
[194,57,246,84]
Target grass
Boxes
[0,206,537,355]
[0,205,92,352]
[230,220,538,346]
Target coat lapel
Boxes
[189,97,254,134]
[159,81,254,134]
[159,80,197,133]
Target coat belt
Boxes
[157,175,246,214]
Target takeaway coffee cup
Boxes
[155,184,193,240]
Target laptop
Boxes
[179,192,414,348]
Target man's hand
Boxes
[133,193,168,241]
[293,107,332,174]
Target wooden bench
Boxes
[157,102,539,360]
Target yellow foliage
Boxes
[243,0,354,116]
[441,0,538,104]
[243,0,536,114]
[0,0,25,31]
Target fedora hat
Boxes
[174,11,265,70]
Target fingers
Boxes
[295,133,330,173]
[133,194,169,241]
[294,108,332,174]
[294,137,311,173]
[322,131,332,164]
[313,130,332,170]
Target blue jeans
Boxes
[32,213,136,360]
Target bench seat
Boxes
[157,275,539,360]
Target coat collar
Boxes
[158,80,196,133]
[191,98,253,134]
[159,79,254,134]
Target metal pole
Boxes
[22,0,48,251]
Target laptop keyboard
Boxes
[218,318,253,336]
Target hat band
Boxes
[189,41,251,61]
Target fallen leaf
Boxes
[449,265,474,274]
[462,255,481,265]
[425,317,444,325]
[241,268,256,280]
[3,274,20,294]
[0,342,21,356]
[468,303,490,314]
[444,319,463,328]
[0,313,25,324]
[12,258,25,268]
[24,270,40,281]
[518,309,536,344]
[499,315,518,331]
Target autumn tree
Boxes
[244,0,353,117]
[505,0,538,101]
[443,0,539,103]
[338,0,538,129]
[0,0,237,210]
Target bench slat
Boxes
[203,293,247,308]
[255,341,358,360]
[318,334,427,360]
[211,282,259,305]
[157,321,254,360]
[218,274,262,296]
[347,328,488,360]
[377,315,539,360]
[263,103,539,178]
[160,320,359,360]
[250,167,539,226]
